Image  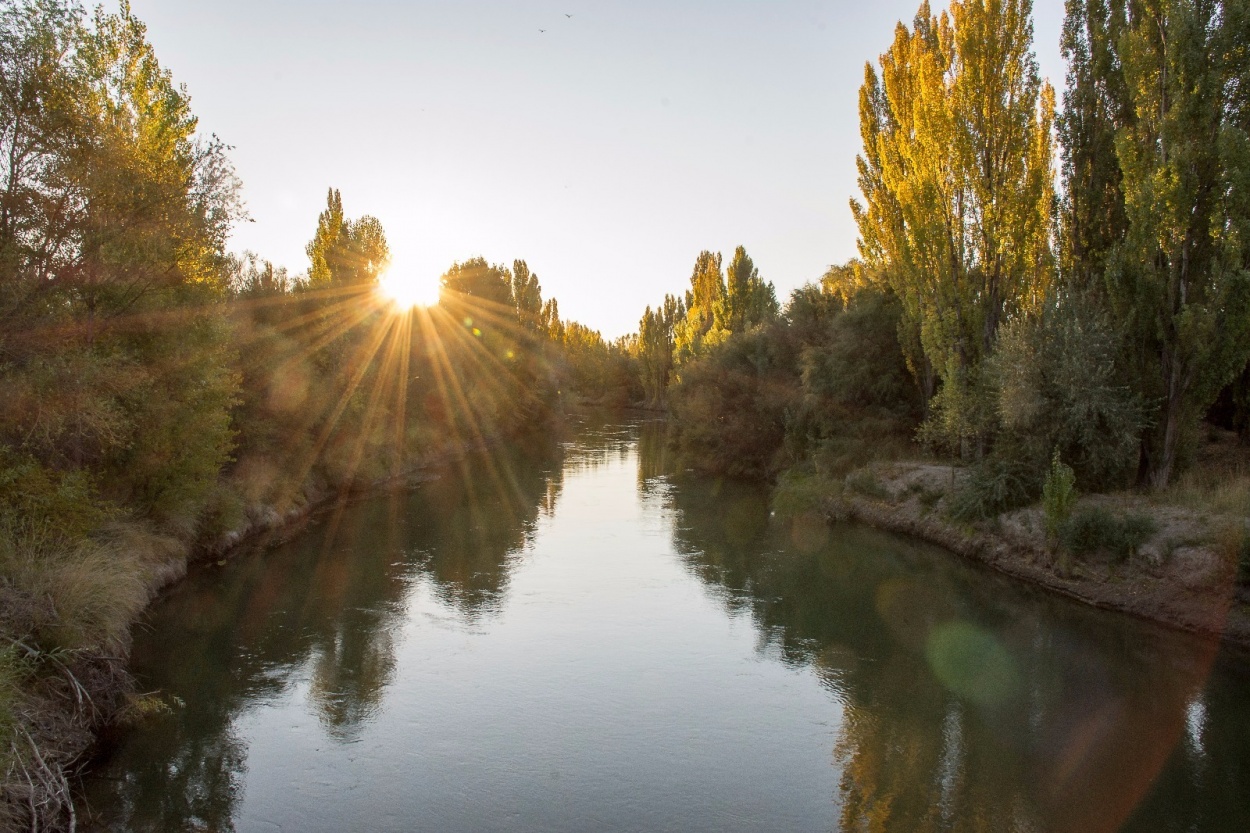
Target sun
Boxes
[377,265,441,309]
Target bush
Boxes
[846,470,889,500]
[668,325,795,479]
[772,469,839,517]
[992,297,1142,490]
[946,457,1035,522]
[1059,507,1158,562]
[1042,450,1078,542]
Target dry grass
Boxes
[0,525,183,655]
[1156,428,1250,520]
[0,518,186,833]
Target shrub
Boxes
[992,297,1142,490]
[668,325,795,479]
[1059,507,1158,562]
[845,470,889,500]
[772,469,839,518]
[1041,450,1078,543]
[946,457,1035,522]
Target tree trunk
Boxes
[1148,352,1186,490]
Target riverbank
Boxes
[805,460,1250,649]
[0,422,556,833]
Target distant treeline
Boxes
[0,2,630,828]
[646,0,1250,510]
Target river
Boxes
[83,418,1250,832]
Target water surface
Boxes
[85,419,1250,831]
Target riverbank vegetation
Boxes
[644,0,1250,624]
[0,1,632,827]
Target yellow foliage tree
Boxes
[852,0,1055,453]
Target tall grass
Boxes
[1161,467,1250,518]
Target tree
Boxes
[305,189,389,288]
[673,250,724,362]
[637,293,684,406]
[852,0,1056,455]
[1061,0,1250,487]
[510,259,544,332]
[714,245,779,334]
[1057,0,1130,294]
[440,257,512,308]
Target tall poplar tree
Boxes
[673,250,725,363]
[714,246,779,334]
[305,189,389,288]
[852,0,1056,453]
[1061,0,1250,487]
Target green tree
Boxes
[673,250,725,362]
[510,259,544,332]
[637,293,685,406]
[852,0,1056,455]
[1101,0,1250,487]
[305,189,389,288]
[714,246,779,334]
[440,257,512,308]
[1057,0,1130,294]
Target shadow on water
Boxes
[644,416,1250,833]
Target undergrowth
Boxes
[1059,507,1158,562]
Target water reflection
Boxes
[660,465,1248,832]
[85,433,566,831]
[83,419,1250,832]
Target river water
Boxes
[83,418,1250,832]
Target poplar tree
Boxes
[673,250,724,362]
[510,259,544,332]
[1060,0,1250,487]
[714,246,779,334]
[852,0,1056,454]
[637,293,684,406]
[305,190,389,288]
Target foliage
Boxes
[669,274,921,481]
[992,295,1142,489]
[637,294,684,406]
[305,189,389,287]
[1041,450,1078,543]
[1061,0,1250,488]
[786,281,921,475]
[845,470,890,501]
[946,457,1035,522]
[668,323,795,479]
[1058,506,1157,562]
[852,0,1056,454]
[713,246,779,335]
[440,256,513,308]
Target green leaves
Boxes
[853,0,1056,454]
[1063,0,1250,486]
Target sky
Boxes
[130,0,1067,339]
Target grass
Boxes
[846,469,891,501]
[1059,507,1158,562]
[0,525,178,654]
[1157,429,1250,518]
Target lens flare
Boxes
[377,266,441,309]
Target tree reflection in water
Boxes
[653,450,1244,833]
[85,432,566,831]
[83,420,1250,832]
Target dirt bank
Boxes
[828,461,1250,648]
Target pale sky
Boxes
[131,0,1066,339]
